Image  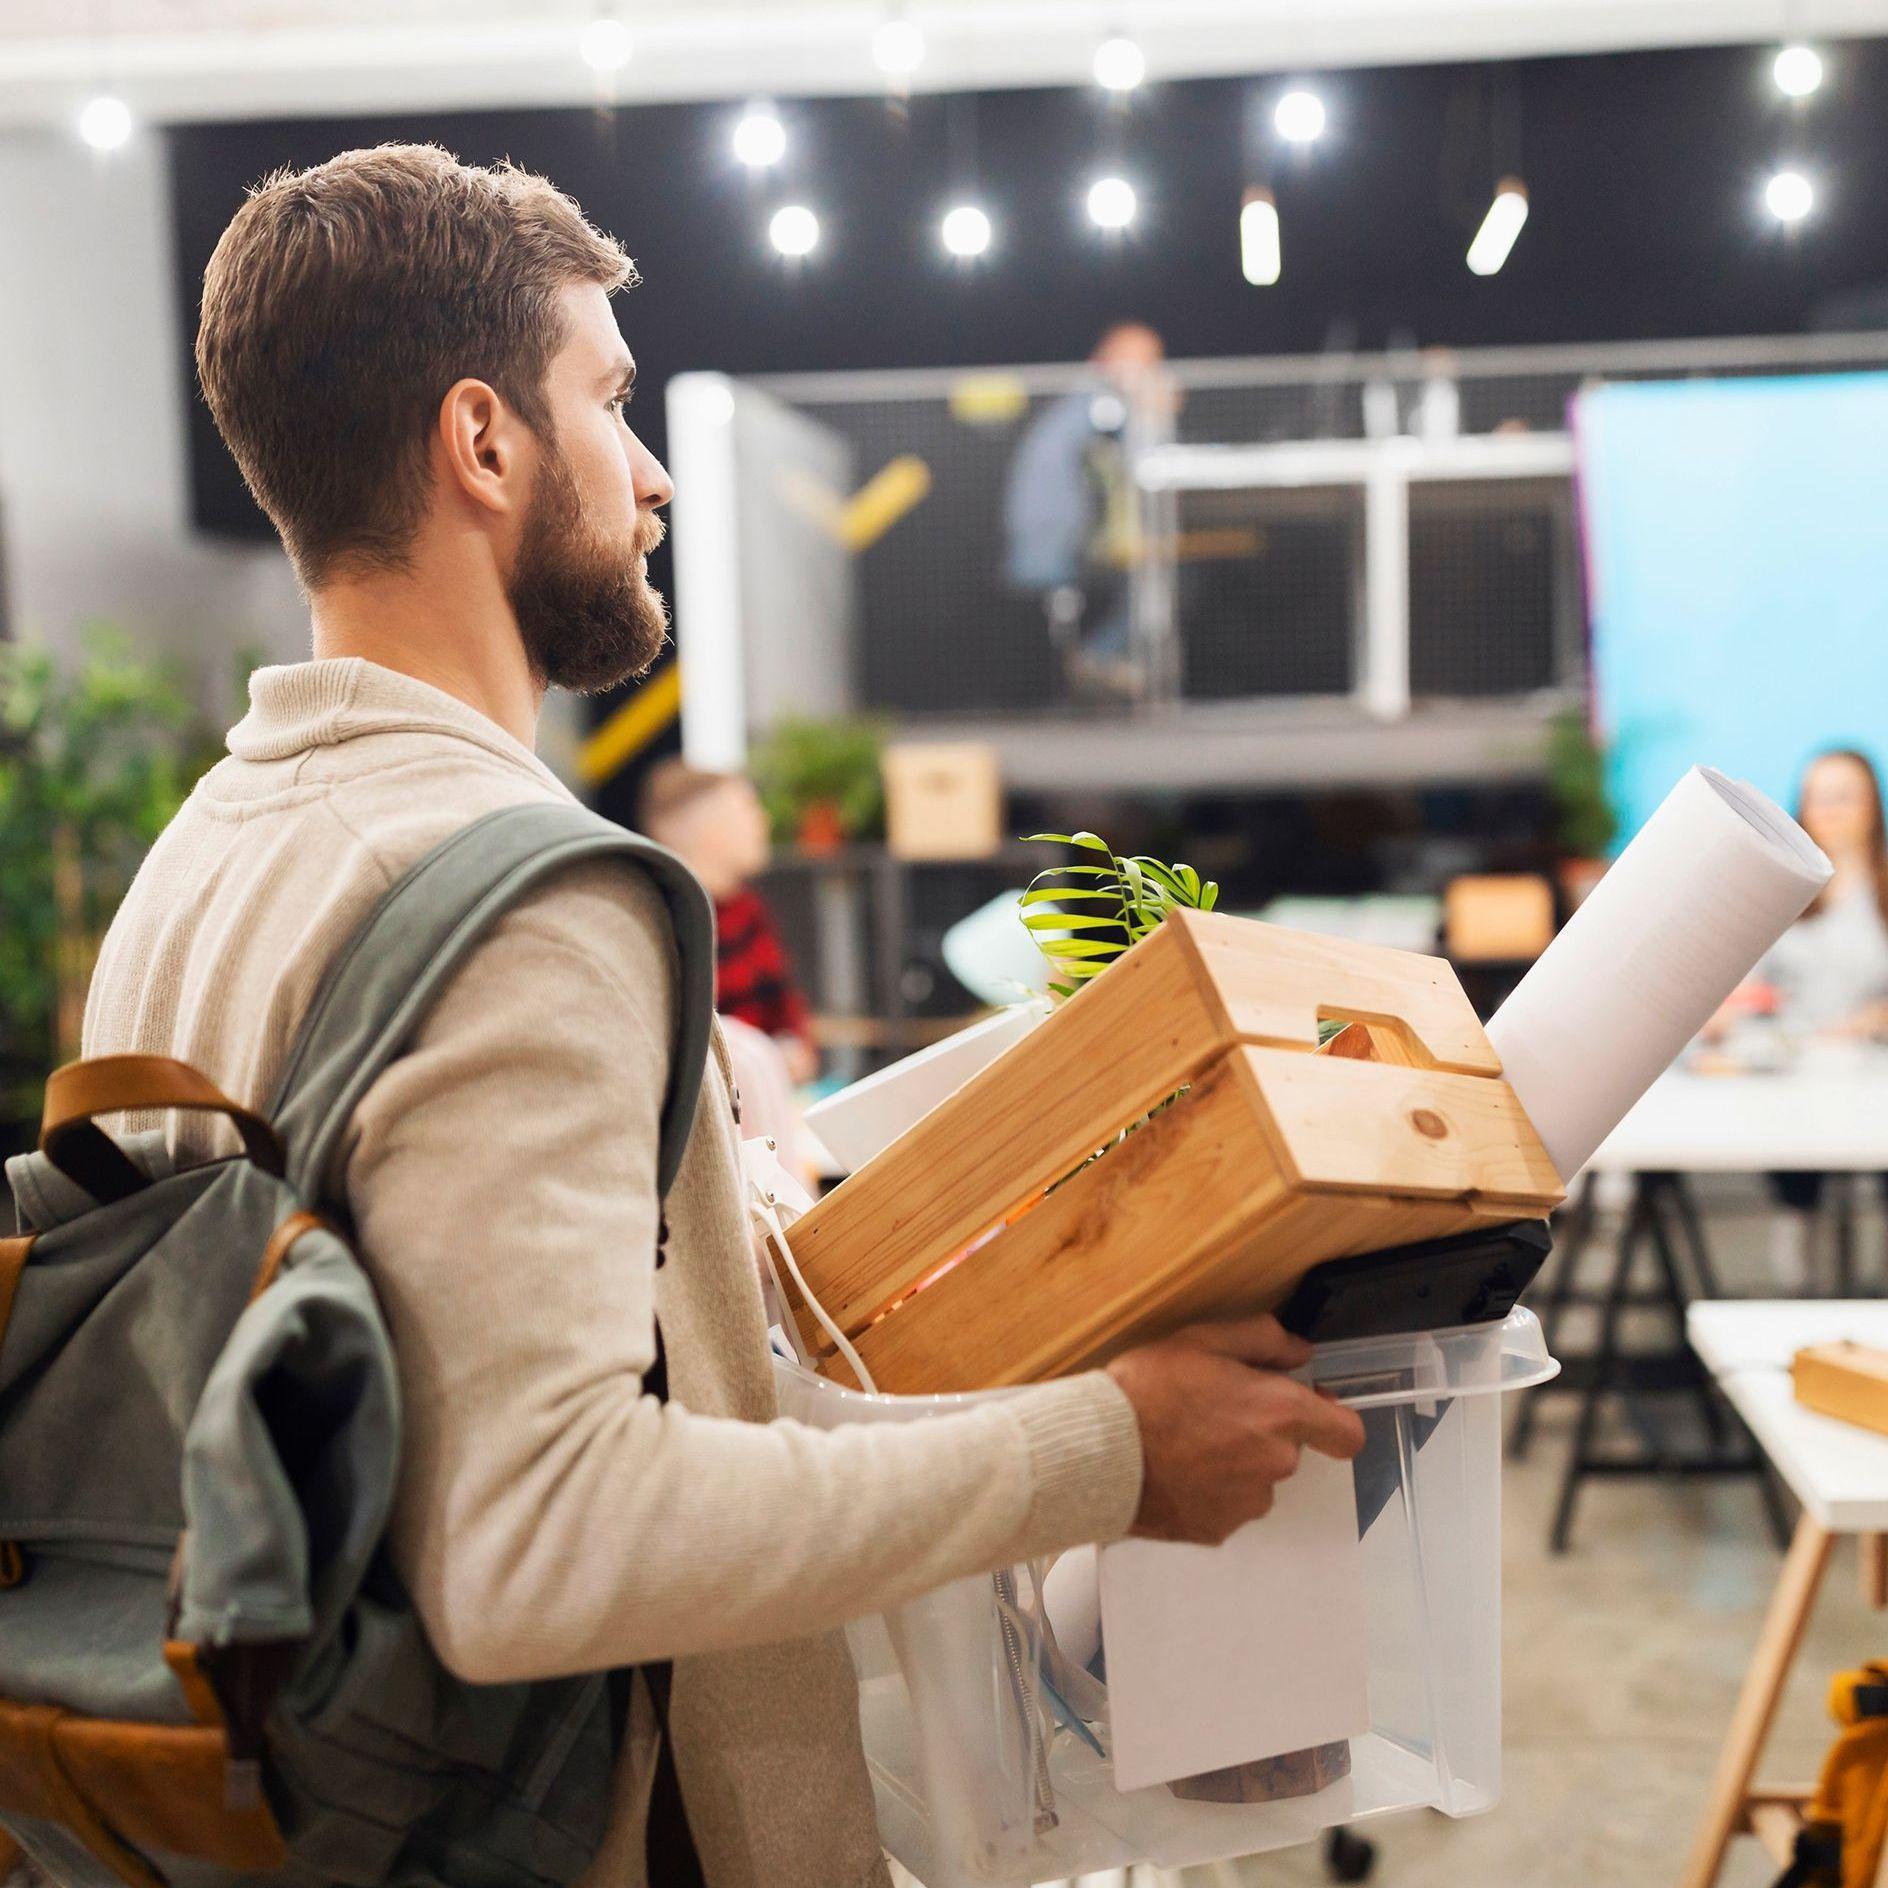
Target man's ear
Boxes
[437,377,527,518]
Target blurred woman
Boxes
[1764,748,1888,1285]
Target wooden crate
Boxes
[775,908,1564,1392]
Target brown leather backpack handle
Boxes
[41,1055,286,1204]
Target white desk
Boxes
[1531,1058,1888,1552]
[1692,1301,1888,1529]
[1681,1301,1888,1888]
[1587,1053,1888,1176]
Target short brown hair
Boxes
[196,143,635,586]
[637,759,746,831]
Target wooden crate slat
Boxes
[786,915,1218,1339]
[1232,1048,1565,1207]
[839,1054,1281,1392]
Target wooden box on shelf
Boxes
[771,908,1565,1394]
[880,741,1003,861]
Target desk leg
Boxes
[1551,1181,1649,1553]
[1680,1515,1834,1888]
[1863,1533,1888,1609]
[1836,1176,1858,1298]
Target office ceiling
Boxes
[5,0,1888,127]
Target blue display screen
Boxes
[1577,370,1888,845]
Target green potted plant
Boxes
[750,714,887,856]
[0,628,223,1150]
[1018,830,1219,998]
[805,830,1223,1172]
[1546,708,1617,910]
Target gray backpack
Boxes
[0,802,715,1888]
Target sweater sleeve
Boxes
[343,860,1143,1684]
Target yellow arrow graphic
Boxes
[578,661,682,787]
[777,455,933,552]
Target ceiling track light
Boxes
[1773,43,1825,98]
[1274,88,1326,143]
[733,106,786,168]
[941,202,993,258]
[1466,176,1528,275]
[1240,188,1281,285]
[78,94,133,152]
[1086,174,1138,232]
[1093,35,1146,94]
[873,15,925,80]
[769,203,821,258]
[578,14,632,74]
[1765,169,1814,223]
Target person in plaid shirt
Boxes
[638,758,819,1082]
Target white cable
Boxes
[756,1215,818,1372]
[760,1196,879,1394]
[745,1137,879,1393]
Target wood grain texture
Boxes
[1791,1341,1888,1437]
[785,910,1506,1351]
[831,1046,1558,1393]
[1681,1516,1836,1888]
[1234,1047,1564,1207]
[1175,909,1501,1075]
[785,914,1219,1341]
[1318,1019,1425,1067]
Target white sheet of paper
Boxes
[1487,765,1831,1180]
[1098,1449,1370,1793]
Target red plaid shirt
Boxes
[714,887,813,1048]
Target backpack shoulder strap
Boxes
[269,801,716,1208]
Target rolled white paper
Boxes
[1487,766,1832,1180]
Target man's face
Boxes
[507,281,674,694]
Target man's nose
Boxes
[632,432,673,511]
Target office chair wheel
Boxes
[1324,1824,1376,1882]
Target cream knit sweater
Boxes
[82,657,1145,1888]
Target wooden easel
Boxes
[1682,1521,1888,1887]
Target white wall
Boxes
[0,125,304,696]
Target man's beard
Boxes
[508,439,670,695]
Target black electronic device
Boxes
[1275,1219,1553,1538]
[1276,1218,1552,1345]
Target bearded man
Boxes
[83,145,1361,1888]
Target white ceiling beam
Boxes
[3,0,1887,129]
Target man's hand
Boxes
[1106,1315,1367,1545]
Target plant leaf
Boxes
[1021,830,1113,854]
[1019,882,1125,905]
[1020,911,1125,932]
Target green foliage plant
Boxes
[0,628,222,1121]
[1018,829,1219,999]
[1546,707,1617,859]
[749,714,888,847]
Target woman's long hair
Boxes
[1799,747,1888,928]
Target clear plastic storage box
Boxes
[773,1308,1557,1887]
